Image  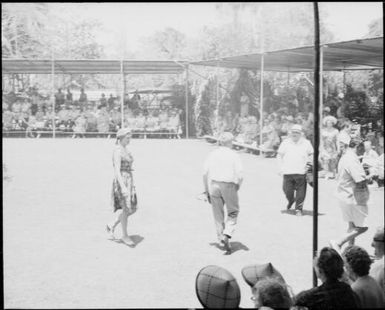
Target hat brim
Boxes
[241,263,286,288]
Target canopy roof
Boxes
[128,89,173,94]
[192,37,383,72]
[1,59,187,74]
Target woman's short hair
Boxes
[343,245,372,277]
[316,247,344,281]
[253,278,292,309]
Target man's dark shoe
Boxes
[223,235,232,254]
[286,201,294,210]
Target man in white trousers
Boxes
[203,132,243,254]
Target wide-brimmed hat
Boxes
[241,262,286,288]
[290,124,303,134]
[323,115,337,126]
[196,265,241,309]
[116,127,132,138]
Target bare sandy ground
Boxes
[3,138,384,308]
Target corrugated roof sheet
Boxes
[191,37,383,72]
[1,59,187,74]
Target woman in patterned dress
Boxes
[106,128,137,246]
[320,115,339,179]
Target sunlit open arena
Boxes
[2,2,384,309]
[3,138,384,308]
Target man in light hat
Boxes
[277,124,313,216]
[203,132,243,254]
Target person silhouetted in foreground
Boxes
[342,245,385,308]
[251,278,292,309]
[369,227,384,290]
[294,247,360,309]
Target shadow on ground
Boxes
[280,209,325,216]
[210,241,250,254]
[109,235,145,248]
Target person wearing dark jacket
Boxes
[294,247,360,309]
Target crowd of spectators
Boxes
[211,101,384,184]
[2,87,182,138]
[195,227,385,309]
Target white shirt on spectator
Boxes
[277,137,313,175]
[362,149,379,167]
[203,146,243,184]
[338,130,351,146]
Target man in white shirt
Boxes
[203,132,243,254]
[330,139,369,252]
[277,124,313,216]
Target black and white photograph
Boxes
[2,2,384,308]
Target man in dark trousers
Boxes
[277,124,313,216]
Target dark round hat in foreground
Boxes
[195,265,241,309]
[241,262,286,288]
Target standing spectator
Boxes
[277,124,314,215]
[99,93,107,108]
[78,88,87,105]
[84,106,97,132]
[73,113,87,138]
[107,94,115,111]
[330,139,369,251]
[362,141,379,181]
[26,114,37,138]
[320,115,339,179]
[159,109,169,134]
[203,132,243,254]
[97,106,110,137]
[168,109,181,139]
[294,247,360,309]
[342,245,385,308]
[66,88,73,104]
[370,227,384,291]
[110,106,122,131]
[54,88,65,111]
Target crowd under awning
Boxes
[191,37,383,72]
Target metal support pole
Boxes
[51,54,56,139]
[259,54,264,148]
[319,46,324,124]
[216,62,220,131]
[185,65,189,139]
[313,1,321,288]
[120,60,124,129]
